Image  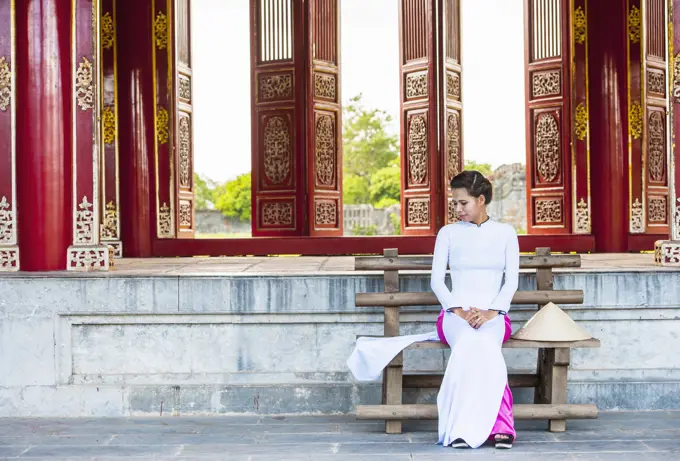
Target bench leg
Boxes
[535,348,570,432]
[382,363,403,434]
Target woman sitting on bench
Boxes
[432,170,519,449]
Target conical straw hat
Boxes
[511,302,592,342]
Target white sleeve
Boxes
[490,226,520,312]
[430,226,457,309]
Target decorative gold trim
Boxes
[102,105,115,144]
[154,11,168,50]
[574,6,587,44]
[156,105,169,144]
[0,56,10,111]
[101,11,114,50]
[629,100,643,139]
[76,56,94,111]
[629,5,641,43]
[574,102,588,140]
[100,201,118,240]
[75,196,95,244]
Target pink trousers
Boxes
[436,310,516,440]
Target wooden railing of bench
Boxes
[353,247,600,434]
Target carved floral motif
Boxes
[102,105,116,144]
[158,202,173,237]
[532,71,560,97]
[407,199,429,225]
[75,196,94,244]
[179,115,191,188]
[655,241,680,265]
[260,74,293,101]
[262,202,293,227]
[263,116,292,185]
[101,12,115,50]
[447,72,460,100]
[0,196,13,243]
[574,102,588,141]
[630,198,644,233]
[447,199,458,224]
[573,6,587,44]
[76,57,94,111]
[314,73,336,100]
[447,112,461,181]
[179,77,191,101]
[0,56,10,111]
[575,198,590,234]
[648,111,666,183]
[315,201,336,226]
[157,106,169,145]
[406,72,427,99]
[628,5,641,43]
[535,199,562,223]
[154,11,168,49]
[315,115,335,186]
[647,70,665,95]
[648,197,667,223]
[100,201,118,240]
[535,113,560,183]
[68,247,109,270]
[408,115,428,185]
[179,202,192,227]
[629,100,643,139]
[0,248,19,271]
[674,53,680,104]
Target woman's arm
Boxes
[430,226,457,309]
[489,226,520,313]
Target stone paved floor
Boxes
[1,412,679,460]
[103,252,674,276]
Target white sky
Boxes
[192,0,526,183]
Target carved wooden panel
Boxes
[445,0,460,62]
[405,71,428,100]
[313,0,337,63]
[313,72,336,101]
[406,198,430,226]
[172,0,195,237]
[648,196,667,224]
[251,0,305,236]
[314,111,336,188]
[406,112,429,187]
[524,0,571,234]
[314,199,338,227]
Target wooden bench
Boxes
[354,247,600,434]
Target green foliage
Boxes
[389,212,401,235]
[352,224,378,236]
[463,160,493,177]
[342,94,401,208]
[213,172,252,222]
[343,175,371,205]
[194,173,217,210]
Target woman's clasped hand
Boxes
[449,307,498,329]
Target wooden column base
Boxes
[655,240,680,266]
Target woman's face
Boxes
[450,188,486,223]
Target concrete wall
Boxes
[1,270,680,417]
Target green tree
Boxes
[213,172,252,222]
[342,94,400,207]
[463,160,493,177]
[193,172,217,210]
[369,165,401,209]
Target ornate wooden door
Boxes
[627,0,671,236]
[172,0,196,238]
[399,0,440,235]
[250,0,306,237]
[440,0,463,226]
[524,0,573,234]
[307,0,343,236]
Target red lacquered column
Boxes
[15,0,72,271]
[116,0,155,257]
[588,0,629,252]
